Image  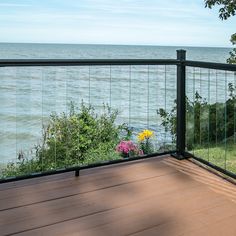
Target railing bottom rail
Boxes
[0,150,176,184]
[185,152,236,182]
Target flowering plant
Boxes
[137,129,154,154]
[116,140,143,158]
[138,129,154,142]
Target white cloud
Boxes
[0,0,235,47]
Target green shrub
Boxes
[2,102,130,178]
[157,83,236,149]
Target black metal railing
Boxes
[0,50,236,182]
[0,56,178,182]
[184,57,236,179]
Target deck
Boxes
[0,155,236,236]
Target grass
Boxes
[190,142,236,174]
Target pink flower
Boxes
[116,140,142,157]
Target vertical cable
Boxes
[156,65,160,150]
[207,69,210,162]
[199,68,202,147]
[65,68,68,168]
[187,67,191,151]
[129,65,131,127]
[54,69,57,170]
[77,67,80,166]
[89,66,91,105]
[193,67,196,156]
[109,66,112,107]
[216,70,218,146]
[185,67,188,151]
[147,65,150,129]
[15,69,18,169]
[224,71,227,170]
[41,68,44,171]
[164,65,167,149]
[234,72,236,144]
[29,68,32,173]
[17,69,22,170]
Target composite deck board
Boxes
[0,172,202,234]
[0,160,177,210]
[0,158,171,193]
[0,156,236,236]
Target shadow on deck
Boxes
[0,155,236,236]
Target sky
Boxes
[0,0,235,47]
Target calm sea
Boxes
[0,43,232,163]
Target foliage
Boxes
[157,83,236,150]
[205,0,236,20]
[193,142,236,173]
[137,129,154,154]
[2,103,130,177]
[205,0,236,63]
[227,33,236,64]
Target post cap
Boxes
[176,50,186,60]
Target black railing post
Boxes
[173,50,186,160]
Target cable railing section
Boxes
[0,59,177,182]
[185,61,236,179]
[1,50,236,182]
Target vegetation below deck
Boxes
[0,103,158,178]
[192,143,236,174]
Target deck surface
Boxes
[0,155,236,236]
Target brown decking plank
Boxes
[11,184,235,236]
[0,172,73,191]
[163,158,236,201]
[0,157,166,192]
[0,169,205,235]
[185,215,236,236]
[164,158,234,185]
[0,167,177,211]
[127,212,236,236]
[1,156,236,236]
[168,166,236,197]
[77,197,236,236]
[0,158,176,210]
[0,157,172,196]
[164,158,236,189]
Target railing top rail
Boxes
[1,57,236,71]
[0,59,179,67]
[185,60,236,72]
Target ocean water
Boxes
[0,43,231,61]
[0,43,233,163]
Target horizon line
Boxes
[0,41,232,49]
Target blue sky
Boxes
[0,0,235,47]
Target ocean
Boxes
[0,43,231,61]
[0,43,233,163]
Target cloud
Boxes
[0,0,235,47]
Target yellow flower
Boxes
[138,129,154,142]
[138,133,145,142]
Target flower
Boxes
[116,140,142,157]
[138,129,154,142]
[137,129,155,154]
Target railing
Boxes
[184,58,236,179]
[0,56,178,182]
[0,50,236,182]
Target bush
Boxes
[2,102,130,177]
[157,83,236,149]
